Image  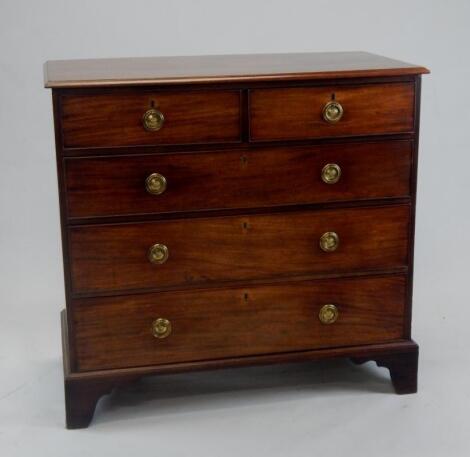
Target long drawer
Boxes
[64,140,412,219]
[60,89,241,148]
[69,205,410,295]
[249,82,415,141]
[72,274,407,371]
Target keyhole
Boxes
[243,292,249,302]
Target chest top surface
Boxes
[44,51,429,88]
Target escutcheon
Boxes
[319,304,339,324]
[142,108,165,131]
[322,101,344,123]
[319,231,339,252]
[148,243,169,264]
[152,318,172,338]
[145,173,167,195]
[321,163,341,184]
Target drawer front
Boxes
[65,140,411,219]
[72,275,406,371]
[69,205,409,295]
[60,90,241,148]
[249,83,414,141]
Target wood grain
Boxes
[47,53,428,427]
[61,90,241,148]
[64,140,412,219]
[352,347,418,394]
[72,274,407,371]
[62,306,419,427]
[69,205,410,295]
[249,83,415,141]
[44,51,429,88]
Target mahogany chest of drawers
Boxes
[44,52,429,428]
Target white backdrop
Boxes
[1,1,469,456]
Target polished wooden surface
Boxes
[352,348,418,394]
[47,52,427,427]
[44,51,429,88]
[61,90,241,148]
[250,83,414,141]
[64,140,412,219]
[61,309,418,428]
[72,274,406,371]
[69,205,409,295]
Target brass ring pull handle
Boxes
[148,243,169,264]
[322,101,344,123]
[152,318,172,338]
[319,231,339,252]
[319,304,339,324]
[321,163,341,184]
[145,173,167,195]
[142,108,165,131]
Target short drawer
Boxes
[64,140,411,219]
[69,205,409,295]
[60,90,241,148]
[249,82,415,141]
[72,275,407,371]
